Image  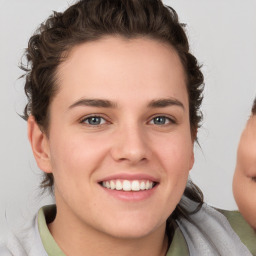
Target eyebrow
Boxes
[69,99,117,109]
[68,97,184,110]
[147,98,184,109]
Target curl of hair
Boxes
[252,97,256,115]
[21,0,204,232]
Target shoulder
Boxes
[0,231,31,256]
[0,232,28,256]
[217,208,256,255]
[0,208,49,256]
[0,243,12,256]
[177,202,253,255]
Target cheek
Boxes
[48,134,109,205]
[238,187,256,229]
[237,148,256,178]
[154,133,194,172]
[49,132,108,179]
[153,133,193,197]
[233,171,256,229]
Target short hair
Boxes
[21,0,204,238]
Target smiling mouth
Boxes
[99,179,158,192]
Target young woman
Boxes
[233,98,256,231]
[1,0,255,255]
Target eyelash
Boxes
[79,114,176,127]
[80,115,109,126]
[148,115,176,126]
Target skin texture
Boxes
[233,115,256,231]
[28,37,195,256]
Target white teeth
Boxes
[131,180,140,191]
[123,180,131,191]
[116,180,122,190]
[146,181,153,189]
[101,179,155,191]
[146,180,150,190]
[140,181,146,190]
[110,180,115,190]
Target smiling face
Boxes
[233,114,256,230]
[29,37,194,244]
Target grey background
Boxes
[0,0,256,236]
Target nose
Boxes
[110,124,151,164]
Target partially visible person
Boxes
[233,98,256,231]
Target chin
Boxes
[99,216,165,239]
[246,217,256,232]
[239,207,256,232]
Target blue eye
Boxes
[82,116,106,125]
[150,116,173,125]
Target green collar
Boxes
[166,225,189,255]
[38,205,66,256]
[217,208,256,255]
[38,205,189,256]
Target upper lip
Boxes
[98,173,160,183]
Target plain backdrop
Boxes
[0,0,256,237]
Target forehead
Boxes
[54,36,188,108]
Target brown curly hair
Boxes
[21,0,204,240]
[252,97,256,115]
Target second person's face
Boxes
[233,114,256,230]
[43,37,194,239]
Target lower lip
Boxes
[100,185,158,201]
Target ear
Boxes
[189,128,197,171]
[189,150,195,171]
[27,116,52,173]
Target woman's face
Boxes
[233,115,256,230]
[31,37,194,239]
